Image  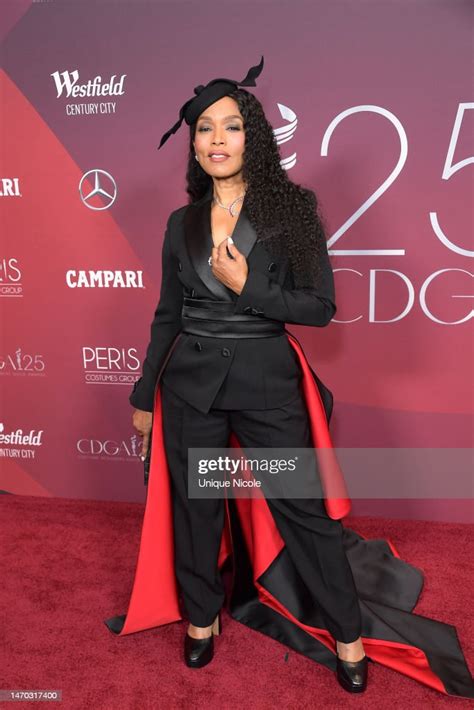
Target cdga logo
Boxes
[76,434,140,459]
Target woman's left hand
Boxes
[211,238,248,295]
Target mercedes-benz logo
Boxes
[79,169,117,210]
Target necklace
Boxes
[209,189,246,266]
[212,190,246,217]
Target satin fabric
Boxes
[105,333,474,699]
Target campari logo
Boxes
[0,178,22,197]
[66,270,144,288]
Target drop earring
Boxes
[195,154,199,161]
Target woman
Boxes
[105,57,473,699]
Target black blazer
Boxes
[130,185,337,415]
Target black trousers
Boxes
[160,381,362,643]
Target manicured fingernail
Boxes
[228,237,234,244]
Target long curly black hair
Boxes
[184,88,331,289]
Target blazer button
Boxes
[178,261,182,271]
[221,347,231,357]
[194,341,202,351]
[268,262,277,272]
[243,306,252,314]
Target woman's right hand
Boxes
[132,409,153,459]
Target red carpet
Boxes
[2,493,472,709]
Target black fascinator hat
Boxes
[157,55,265,149]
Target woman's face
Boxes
[193,96,245,180]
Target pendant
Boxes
[229,196,244,217]
[213,194,244,217]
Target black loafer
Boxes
[336,655,368,693]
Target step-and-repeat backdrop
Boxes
[1,1,472,521]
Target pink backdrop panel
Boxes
[1,0,472,521]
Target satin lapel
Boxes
[184,192,259,301]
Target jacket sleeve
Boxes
[233,203,337,327]
[129,212,183,411]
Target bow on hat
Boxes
[157,55,264,149]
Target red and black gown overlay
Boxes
[104,333,474,699]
